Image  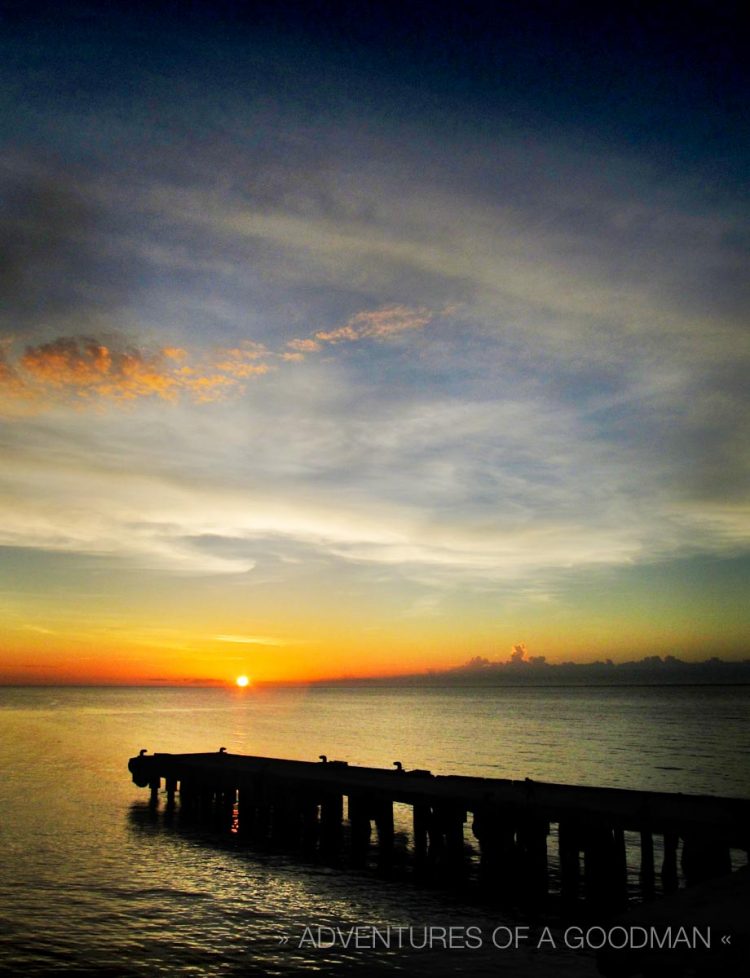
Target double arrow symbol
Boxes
[721,935,732,945]
[277,934,290,945]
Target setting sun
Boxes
[235,675,250,688]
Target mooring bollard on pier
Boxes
[128,749,749,908]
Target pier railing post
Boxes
[165,777,177,810]
[472,804,519,901]
[429,803,466,880]
[582,823,628,911]
[149,775,160,807]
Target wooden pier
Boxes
[128,750,749,910]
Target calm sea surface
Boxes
[0,684,748,977]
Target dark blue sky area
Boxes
[3,1,747,156]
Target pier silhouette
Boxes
[128,749,748,914]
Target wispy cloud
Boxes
[280,305,435,362]
[315,305,433,344]
[281,305,434,361]
[213,634,289,646]
[1,381,747,583]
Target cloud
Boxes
[0,136,747,595]
[213,634,288,646]
[285,338,322,354]
[0,302,440,412]
[510,643,527,663]
[214,342,272,378]
[319,655,750,686]
[179,131,745,381]
[2,334,746,586]
[280,305,435,361]
[21,337,176,398]
[433,653,750,685]
[0,335,258,410]
[0,405,745,583]
[315,305,432,344]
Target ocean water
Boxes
[0,684,748,977]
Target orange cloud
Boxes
[176,371,239,402]
[20,338,113,387]
[17,338,181,402]
[215,342,272,379]
[0,305,443,412]
[0,336,271,411]
[286,304,435,359]
[346,304,433,338]
[315,324,360,343]
[286,337,322,353]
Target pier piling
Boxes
[639,828,655,899]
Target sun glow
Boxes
[235,674,250,687]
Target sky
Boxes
[0,1,748,684]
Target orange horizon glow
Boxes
[1,636,748,687]
[1,590,748,688]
